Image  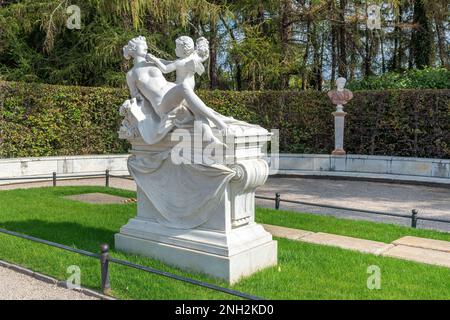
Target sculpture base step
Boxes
[115,233,277,284]
[332,148,346,156]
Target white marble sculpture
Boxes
[328,77,353,156]
[115,36,277,283]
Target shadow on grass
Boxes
[0,219,240,296]
[0,219,116,253]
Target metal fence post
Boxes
[52,172,57,187]
[275,193,281,210]
[411,209,418,228]
[100,243,111,295]
[105,169,110,187]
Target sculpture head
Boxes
[336,77,347,91]
[123,36,148,60]
[175,36,195,58]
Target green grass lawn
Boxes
[0,186,449,300]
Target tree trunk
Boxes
[318,32,325,90]
[236,65,242,91]
[280,0,293,89]
[391,5,403,71]
[349,2,358,81]
[337,0,347,78]
[379,30,386,74]
[435,18,449,68]
[257,2,268,34]
[209,20,218,89]
[311,22,320,90]
[364,29,372,77]
[363,1,372,77]
[411,0,432,68]
[219,14,242,90]
[301,19,311,90]
[330,0,337,85]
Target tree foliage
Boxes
[0,0,448,90]
[348,67,450,90]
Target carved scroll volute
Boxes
[229,159,269,227]
[230,159,269,191]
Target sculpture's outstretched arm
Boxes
[147,54,178,74]
[156,60,178,74]
[158,58,173,65]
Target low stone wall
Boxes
[0,154,129,185]
[276,154,450,185]
[1,154,449,186]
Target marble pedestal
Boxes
[332,110,347,156]
[115,128,277,284]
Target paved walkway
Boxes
[263,224,450,268]
[1,176,449,232]
[259,177,450,232]
[0,265,98,300]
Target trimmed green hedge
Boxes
[0,81,449,159]
[0,81,130,157]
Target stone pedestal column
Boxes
[332,109,347,156]
[328,77,353,156]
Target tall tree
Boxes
[209,19,219,89]
[411,0,433,68]
[329,0,337,84]
[310,21,323,90]
[219,13,243,90]
[337,0,348,78]
[430,0,450,68]
[280,0,293,88]
[1,0,447,90]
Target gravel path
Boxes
[0,265,98,300]
[1,176,449,232]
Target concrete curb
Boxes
[0,260,116,300]
[275,154,450,182]
[2,153,450,188]
[263,224,450,268]
[273,171,450,189]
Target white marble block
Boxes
[115,129,277,283]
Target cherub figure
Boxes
[146,36,209,91]
[146,36,228,145]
